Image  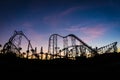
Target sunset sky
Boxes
[0,0,120,53]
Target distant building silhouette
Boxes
[40,47,44,60]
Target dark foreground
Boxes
[1,53,120,72]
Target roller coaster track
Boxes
[96,42,118,54]
[48,34,118,59]
[48,34,98,59]
[2,31,35,55]
[1,31,118,60]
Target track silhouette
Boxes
[0,31,120,72]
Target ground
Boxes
[0,52,120,72]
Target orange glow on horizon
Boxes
[118,48,120,52]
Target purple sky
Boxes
[0,0,120,52]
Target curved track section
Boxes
[48,34,98,59]
[2,31,34,55]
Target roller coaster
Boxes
[2,31,35,58]
[48,34,118,59]
[1,31,118,60]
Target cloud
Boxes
[65,24,81,31]
[65,24,107,42]
[80,25,106,42]
[59,7,81,17]
[80,25,106,38]
[43,6,85,27]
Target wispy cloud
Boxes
[65,24,81,31]
[43,6,87,27]
[80,25,106,38]
[59,6,81,17]
[80,25,106,42]
[65,24,107,42]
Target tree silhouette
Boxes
[0,44,2,47]
[0,44,2,53]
